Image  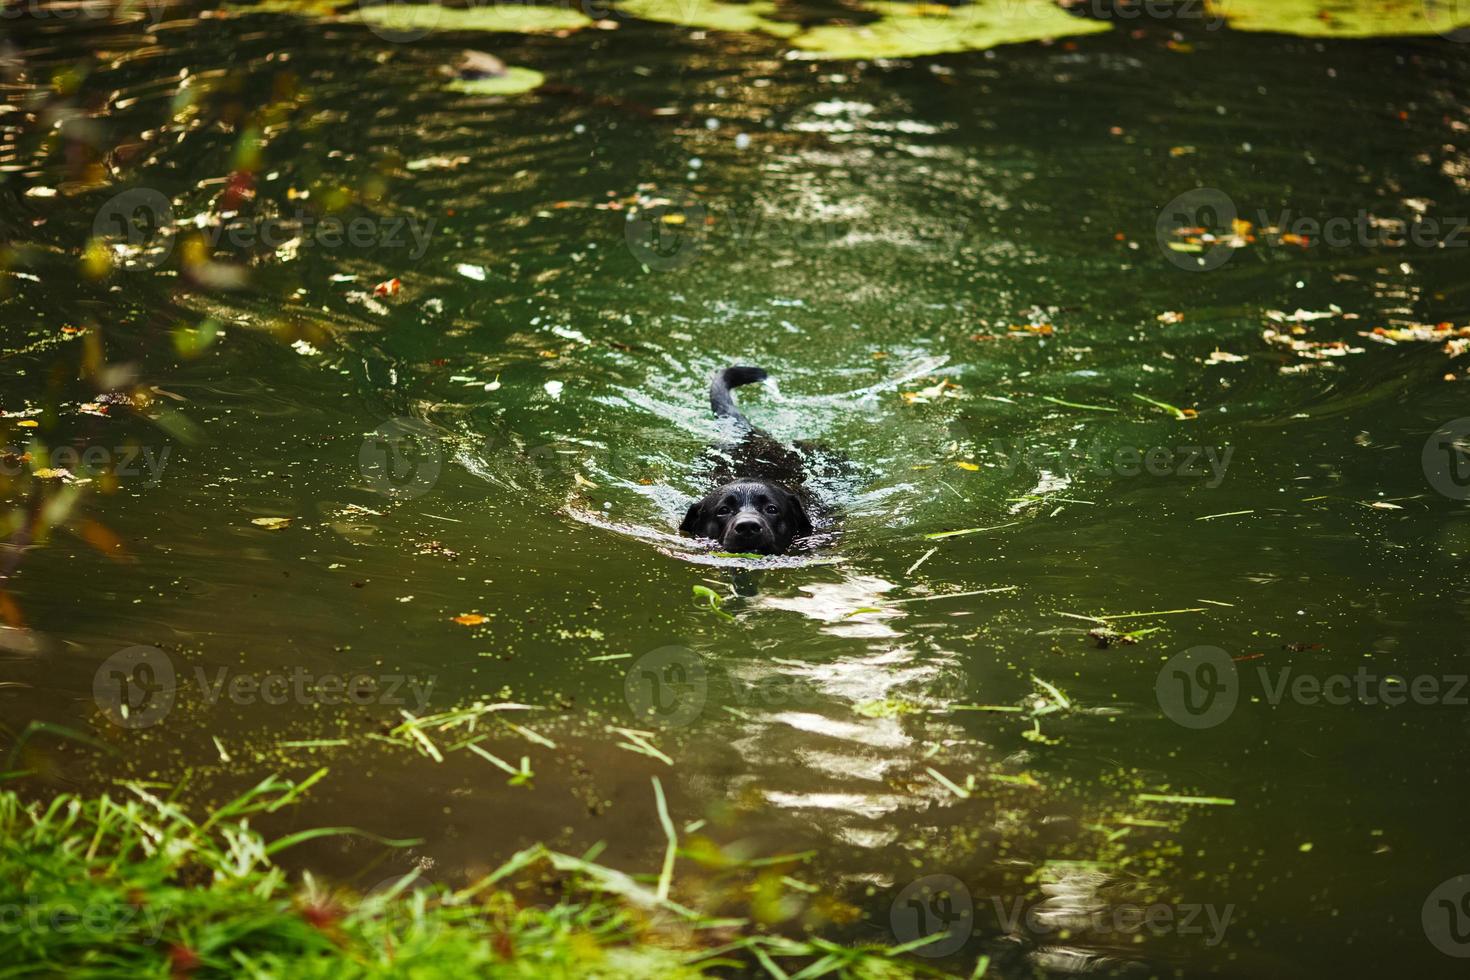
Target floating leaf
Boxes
[692,585,734,621]
[1131,392,1196,420]
[1135,793,1235,806]
[1362,323,1470,344]
[446,67,546,96]
[1039,395,1117,413]
[901,379,959,404]
[923,521,1019,540]
[251,517,292,530]
[618,0,798,37]
[350,4,592,34]
[791,0,1110,59]
[1211,0,1470,37]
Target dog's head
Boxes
[679,479,813,555]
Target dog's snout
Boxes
[733,518,763,535]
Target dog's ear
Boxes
[679,501,705,536]
[785,494,813,538]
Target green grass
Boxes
[0,769,942,978]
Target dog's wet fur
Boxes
[679,366,815,555]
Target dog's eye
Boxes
[764,504,780,516]
[715,506,732,517]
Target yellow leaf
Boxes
[453,613,489,625]
[954,461,979,471]
[250,517,292,530]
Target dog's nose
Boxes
[733,518,762,536]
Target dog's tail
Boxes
[710,365,768,425]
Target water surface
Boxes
[4,3,1470,976]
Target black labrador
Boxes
[679,366,816,555]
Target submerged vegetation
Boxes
[0,685,1234,977]
[0,769,953,978]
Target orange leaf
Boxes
[0,590,24,629]
[77,519,127,560]
[452,613,489,626]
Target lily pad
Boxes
[1208,0,1470,38]
[791,0,1110,59]
[223,0,343,15]
[446,66,546,95]
[617,0,799,37]
[350,3,593,34]
[226,0,594,33]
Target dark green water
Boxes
[6,3,1470,976]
